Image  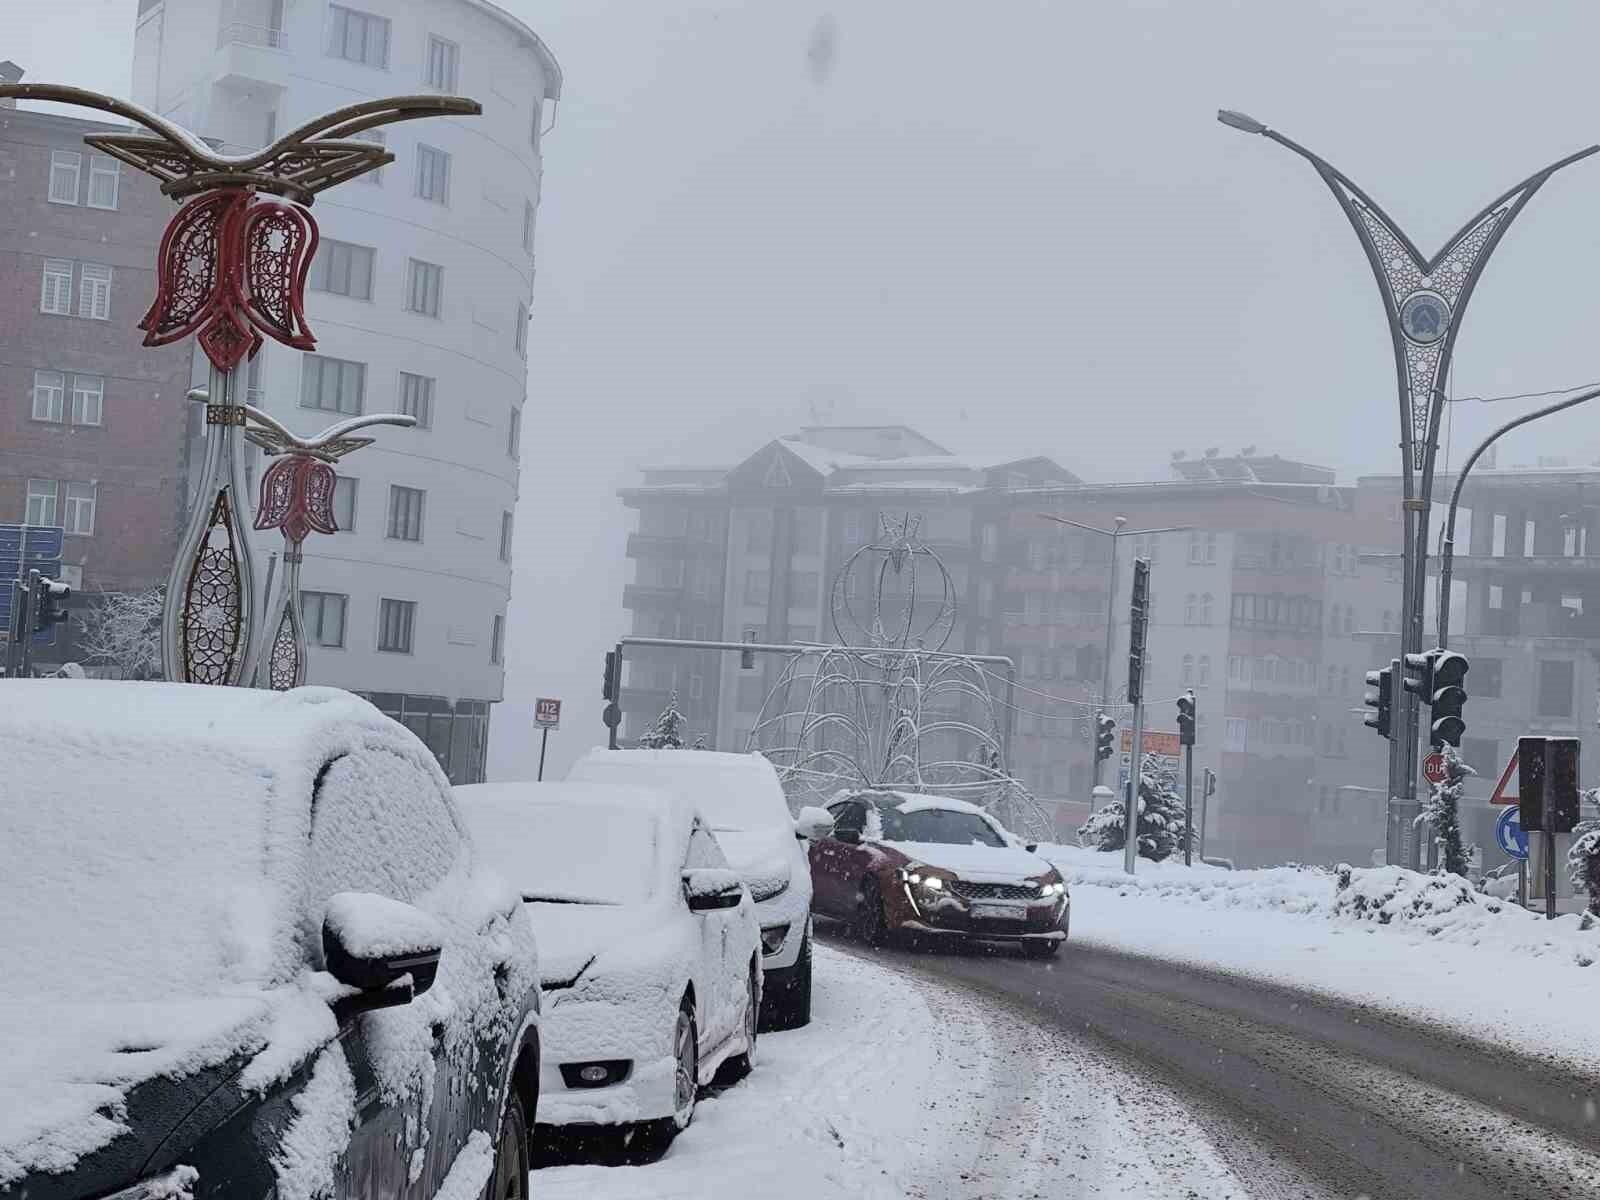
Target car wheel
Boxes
[485,1088,529,1200]
[717,960,759,1083]
[1022,939,1060,960]
[854,877,888,947]
[670,996,700,1131]
[760,930,812,1031]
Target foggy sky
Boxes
[14,1,1600,779]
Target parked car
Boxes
[0,681,541,1200]
[455,780,762,1149]
[809,790,1070,957]
[566,749,830,1030]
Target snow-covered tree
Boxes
[1076,754,1192,861]
[74,587,164,680]
[691,733,709,750]
[1569,819,1600,916]
[969,747,1054,842]
[1421,744,1473,876]
[638,691,687,749]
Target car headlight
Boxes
[1036,880,1067,898]
[760,923,790,955]
[904,871,943,891]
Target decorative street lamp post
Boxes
[0,83,478,689]
[1217,109,1598,865]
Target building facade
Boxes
[131,0,560,780]
[620,431,1400,867]
[0,84,194,637]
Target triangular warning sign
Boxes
[1489,749,1519,805]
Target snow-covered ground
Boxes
[1037,843,1600,1071]
[532,943,1249,1199]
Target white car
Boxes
[455,780,762,1147]
[567,749,831,1030]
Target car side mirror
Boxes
[323,892,443,1023]
[683,867,745,912]
[1025,842,1039,854]
[794,806,835,840]
[834,828,861,845]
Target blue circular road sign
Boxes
[1495,806,1529,861]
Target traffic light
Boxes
[740,629,756,670]
[602,650,619,701]
[32,577,69,634]
[1203,768,1216,799]
[1094,711,1116,762]
[1176,690,1196,746]
[1362,662,1393,740]
[1401,650,1434,707]
[1127,557,1150,705]
[1427,650,1468,748]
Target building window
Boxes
[70,374,104,426]
[415,144,450,203]
[307,239,375,299]
[1199,592,1213,624]
[327,4,390,68]
[424,34,459,89]
[332,476,357,530]
[87,156,120,210]
[64,482,96,535]
[377,598,416,653]
[745,570,770,605]
[1197,655,1211,687]
[523,199,536,253]
[514,300,529,358]
[1537,660,1574,718]
[689,674,704,700]
[405,258,443,316]
[40,258,73,314]
[1475,657,1503,698]
[301,591,347,648]
[48,151,81,204]
[490,614,504,665]
[31,371,65,422]
[386,485,425,541]
[499,511,513,562]
[1181,654,1194,685]
[1184,593,1197,624]
[507,406,521,458]
[25,479,58,525]
[301,354,366,415]
[397,372,434,427]
[355,129,385,184]
[77,263,112,320]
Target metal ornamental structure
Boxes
[0,83,476,688]
[1217,109,1598,862]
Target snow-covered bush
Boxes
[1333,863,1494,927]
[74,587,163,679]
[637,691,687,749]
[1076,755,1192,862]
[1569,820,1600,917]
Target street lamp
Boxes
[1036,513,1194,786]
[1436,384,1600,649]
[1218,108,1598,866]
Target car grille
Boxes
[949,880,1037,901]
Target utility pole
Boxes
[1218,110,1597,869]
[1123,558,1151,874]
[1177,689,1196,866]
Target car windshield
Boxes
[879,806,1007,848]
[461,795,659,907]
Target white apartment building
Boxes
[132,0,560,780]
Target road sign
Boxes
[1422,751,1447,786]
[1122,729,1181,757]
[1489,749,1519,805]
[1495,806,1529,861]
[0,525,66,641]
[534,697,562,729]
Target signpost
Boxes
[1495,806,1528,861]
[1518,735,1581,919]
[0,526,65,665]
[534,697,562,781]
[1123,558,1151,875]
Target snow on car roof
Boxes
[567,748,792,831]
[455,781,689,906]
[863,790,992,817]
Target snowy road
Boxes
[829,928,1600,1200]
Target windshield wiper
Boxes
[521,894,618,906]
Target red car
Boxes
[808,790,1069,957]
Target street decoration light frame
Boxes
[1218,109,1598,858]
[0,82,479,689]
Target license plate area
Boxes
[970,901,1026,921]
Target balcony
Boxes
[623,583,682,611]
[214,22,288,92]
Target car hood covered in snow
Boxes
[883,840,1053,883]
[525,902,655,989]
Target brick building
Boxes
[618,429,1401,867]
[0,78,193,610]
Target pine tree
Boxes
[691,733,709,750]
[1076,753,1192,862]
[638,691,687,749]
[1422,744,1473,876]
[1569,817,1600,916]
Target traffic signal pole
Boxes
[1122,558,1152,875]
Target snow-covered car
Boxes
[0,681,542,1200]
[566,749,828,1030]
[455,780,762,1147]
[810,790,1070,957]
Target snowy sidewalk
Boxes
[1040,845,1600,1074]
[531,943,1248,1200]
